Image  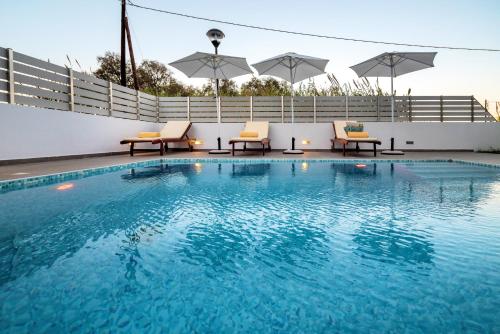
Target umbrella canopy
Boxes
[350,52,437,78]
[169,51,252,127]
[252,52,329,123]
[252,52,329,85]
[350,52,437,121]
[169,51,253,85]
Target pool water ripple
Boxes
[0,161,499,333]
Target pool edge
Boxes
[0,158,498,193]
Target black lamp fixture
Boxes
[207,29,230,154]
[206,28,225,54]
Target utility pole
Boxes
[125,17,139,91]
[120,0,127,87]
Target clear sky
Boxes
[1,0,499,103]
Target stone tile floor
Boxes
[1,150,499,181]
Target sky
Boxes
[0,0,499,104]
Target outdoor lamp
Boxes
[190,138,203,146]
[206,29,230,154]
[206,29,225,52]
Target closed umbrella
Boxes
[169,52,253,153]
[252,52,329,154]
[350,52,437,122]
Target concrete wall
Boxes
[185,122,500,152]
[0,104,158,161]
[1,104,499,161]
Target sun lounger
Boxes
[331,120,381,157]
[229,121,271,156]
[120,121,192,156]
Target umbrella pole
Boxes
[290,62,295,149]
[390,56,395,123]
[283,60,303,154]
[391,73,394,123]
[381,58,404,156]
[216,77,221,149]
[209,73,230,154]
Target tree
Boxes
[93,53,197,96]
[241,77,290,96]
[136,60,198,96]
[196,79,239,96]
[93,52,133,87]
[92,51,393,97]
[136,60,172,94]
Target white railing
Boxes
[0,46,496,123]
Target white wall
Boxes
[186,122,500,151]
[1,104,499,161]
[0,104,158,161]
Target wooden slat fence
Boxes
[0,47,157,122]
[0,47,496,123]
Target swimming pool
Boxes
[0,160,499,333]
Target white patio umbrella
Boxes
[252,52,329,154]
[350,52,437,122]
[169,52,253,153]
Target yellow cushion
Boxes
[347,131,369,138]
[138,132,161,138]
[240,131,259,138]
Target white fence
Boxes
[0,47,158,122]
[159,95,495,123]
[0,47,496,123]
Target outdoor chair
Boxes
[331,120,381,157]
[120,120,193,156]
[229,121,271,156]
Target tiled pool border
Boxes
[0,158,498,193]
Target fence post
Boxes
[408,96,412,122]
[136,90,140,120]
[7,48,14,104]
[439,95,444,122]
[186,96,190,121]
[250,96,253,121]
[108,81,113,116]
[68,69,75,112]
[345,95,349,120]
[281,95,284,123]
[470,95,474,122]
[156,95,160,123]
[313,96,317,123]
[484,99,487,122]
[376,96,380,121]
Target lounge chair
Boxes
[229,121,271,156]
[331,120,381,157]
[120,120,193,156]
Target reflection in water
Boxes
[121,164,195,181]
[0,161,499,332]
[1,162,496,286]
[331,162,378,176]
[231,163,271,177]
[352,219,434,266]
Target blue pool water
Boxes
[0,161,499,333]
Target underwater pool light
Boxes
[56,183,74,191]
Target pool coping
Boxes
[0,158,498,193]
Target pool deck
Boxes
[1,150,499,181]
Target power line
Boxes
[126,0,499,52]
[126,8,145,62]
